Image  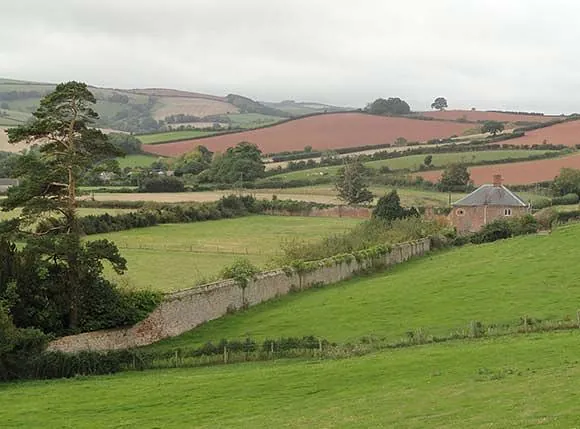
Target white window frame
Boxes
[504,208,512,217]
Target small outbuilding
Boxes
[449,175,529,234]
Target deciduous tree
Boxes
[481,120,505,136]
[431,97,448,111]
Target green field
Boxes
[275,150,558,180]
[91,215,361,291]
[226,113,282,128]
[2,332,579,428]
[150,223,580,350]
[137,130,219,144]
[116,154,161,168]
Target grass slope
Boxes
[150,223,580,350]
[92,215,360,291]
[275,150,558,180]
[2,332,579,428]
[115,154,160,168]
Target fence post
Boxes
[576,310,580,328]
[223,345,228,364]
[318,339,323,353]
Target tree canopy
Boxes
[481,120,505,136]
[1,82,158,334]
[365,97,411,116]
[335,158,374,205]
[552,168,580,196]
[207,142,265,183]
[431,97,448,111]
[373,190,420,222]
[438,163,472,192]
[173,145,213,177]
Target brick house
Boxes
[449,175,529,234]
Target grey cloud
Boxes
[1,0,580,113]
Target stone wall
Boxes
[48,238,431,353]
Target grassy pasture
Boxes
[137,130,219,144]
[90,215,361,291]
[115,154,161,169]
[275,150,558,180]
[150,223,580,350]
[2,332,580,428]
[226,113,282,128]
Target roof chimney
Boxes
[493,174,503,187]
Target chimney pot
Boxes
[493,174,503,187]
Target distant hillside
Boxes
[142,112,476,157]
[263,100,350,116]
[414,109,563,125]
[0,78,294,134]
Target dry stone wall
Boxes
[48,238,431,353]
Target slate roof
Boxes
[452,184,527,207]
[0,179,18,186]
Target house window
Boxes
[456,209,465,216]
[504,208,512,216]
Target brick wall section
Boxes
[47,238,430,353]
[449,206,529,234]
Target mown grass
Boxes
[275,150,558,180]
[149,223,580,350]
[2,332,580,428]
[91,215,361,291]
[137,130,218,144]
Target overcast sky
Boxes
[1,0,579,113]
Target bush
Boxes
[552,193,579,206]
[139,176,185,192]
[221,259,260,289]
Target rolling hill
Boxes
[141,112,476,156]
[0,78,293,134]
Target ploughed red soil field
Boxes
[142,113,475,157]
[419,153,580,185]
[494,119,580,148]
[417,109,563,124]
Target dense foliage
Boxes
[438,163,472,192]
[481,120,505,136]
[552,168,580,196]
[373,190,419,221]
[206,142,265,183]
[431,97,448,111]
[365,97,411,115]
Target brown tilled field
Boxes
[142,113,475,157]
[493,120,580,148]
[417,109,562,124]
[419,153,580,185]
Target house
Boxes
[449,175,529,234]
[0,178,18,193]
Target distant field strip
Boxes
[137,130,219,144]
[275,149,557,180]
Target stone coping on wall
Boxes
[47,238,431,353]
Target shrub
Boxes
[552,193,579,206]
[221,259,260,289]
[139,176,185,192]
